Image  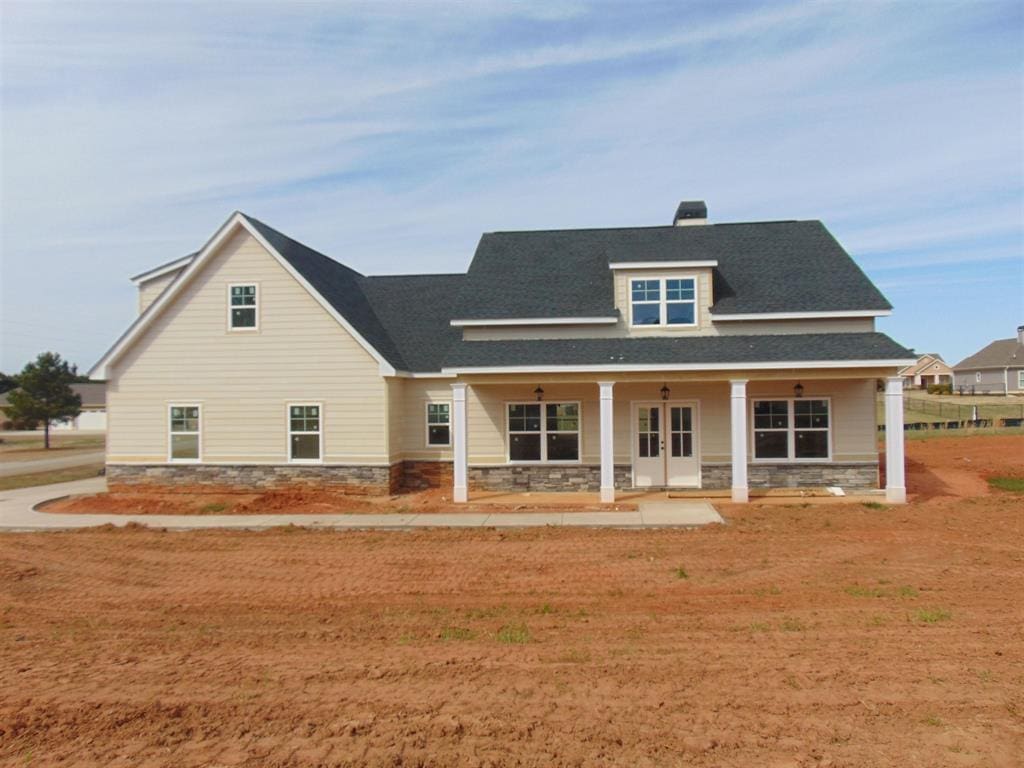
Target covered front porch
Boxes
[448,372,907,504]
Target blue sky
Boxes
[1,0,1021,372]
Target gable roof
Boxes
[953,338,1024,371]
[450,220,891,322]
[900,353,953,376]
[442,332,914,372]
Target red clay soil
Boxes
[2,434,1022,766]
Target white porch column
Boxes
[598,381,615,503]
[451,382,468,503]
[884,376,907,503]
[730,379,749,503]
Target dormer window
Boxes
[630,277,696,327]
[229,284,258,330]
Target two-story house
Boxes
[90,201,916,503]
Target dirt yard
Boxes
[2,436,1022,767]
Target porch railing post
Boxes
[451,382,468,503]
[730,379,749,503]
[598,381,615,503]
[884,377,906,503]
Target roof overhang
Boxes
[130,254,197,284]
[441,358,917,375]
[91,212,397,379]
[608,260,718,270]
[711,310,891,321]
[450,316,618,328]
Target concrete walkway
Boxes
[0,478,723,532]
[0,450,106,477]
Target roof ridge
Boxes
[486,219,808,235]
[362,272,465,280]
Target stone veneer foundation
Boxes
[700,462,879,490]
[468,464,632,493]
[106,464,399,496]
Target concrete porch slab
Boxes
[639,501,724,526]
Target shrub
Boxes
[926,383,952,395]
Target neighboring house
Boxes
[0,382,107,431]
[953,327,1024,394]
[90,201,916,503]
[898,354,953,389]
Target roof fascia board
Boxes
[711,310,892,321]
[442,358,918,375]
[450,316,618,327]
[608,260,719,270]
[129,255,196,285]
[90,212,397,378]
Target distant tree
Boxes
[5,353,82,449]
[0,372,17,394]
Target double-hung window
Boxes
[229,284,258,330]
[630,277,697,326]
[426,403,451,446]
[753,399,830,461]
[507,402,580,462]
[1018,370,1024,389]
[289,404,321,462]
[169,405,201,461]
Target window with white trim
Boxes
[1018,370,1024,389]
[288,404,321,461]
[229,284,258,329]
[169,405,200,461]
[975,372,982,383]
[630,277,696,326]
[753,399,830,460]
[426,403,450,446]
[507,402,580,462]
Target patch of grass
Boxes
[200,502,228,513]
[465,605,508,620]
[915,608,952,624]
[673,565,689,580]
[0,464,104,491]
[496,622,531,644]
[535,603,555,615]
[862,501,889,511]
[867,615,889,627]
[749,621,771,633]
[844,585,887,598]
[779,617,806,632]
[922,715,944,727]
[439,626,475,642]
[896,585,919,598]
[987,476,1024,494]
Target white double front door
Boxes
[632,401,700,488]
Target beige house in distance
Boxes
[90,201,916,503]
[899,353,953,389]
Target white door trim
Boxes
[630,399,702,489]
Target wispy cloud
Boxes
[1,0,1022,370]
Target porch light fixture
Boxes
[660,384,671,401]
[793,382,805,398]
[534,386,545,401]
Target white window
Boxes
[975,372,982,383]
[630,277,697,327]
[1017,370,1024,389]
[426,402,451,446]
[168,405,201,461]
[288,404,321,462]
[507,402,580,462]
[229,284,258,330]
[752,399,831,461]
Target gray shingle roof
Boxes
[442,332,914,370]
[953,338,1024,370]
[0,382,105,408]
[451,220,891,321]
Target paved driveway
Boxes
[0,478,724,531]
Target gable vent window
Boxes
[229,284,258,330]
[630,278,696,327]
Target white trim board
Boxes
[130,255,196,285]
[711,310,891,321]
[90,212,397,379]
[450,316,617,327]
[609,260,718,270]
[442,359,918,374]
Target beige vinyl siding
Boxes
[395,379,456,461]
[107,228,388,464]
[612,268,714,335]
[137,269,183,314]
[460,377,878,466]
